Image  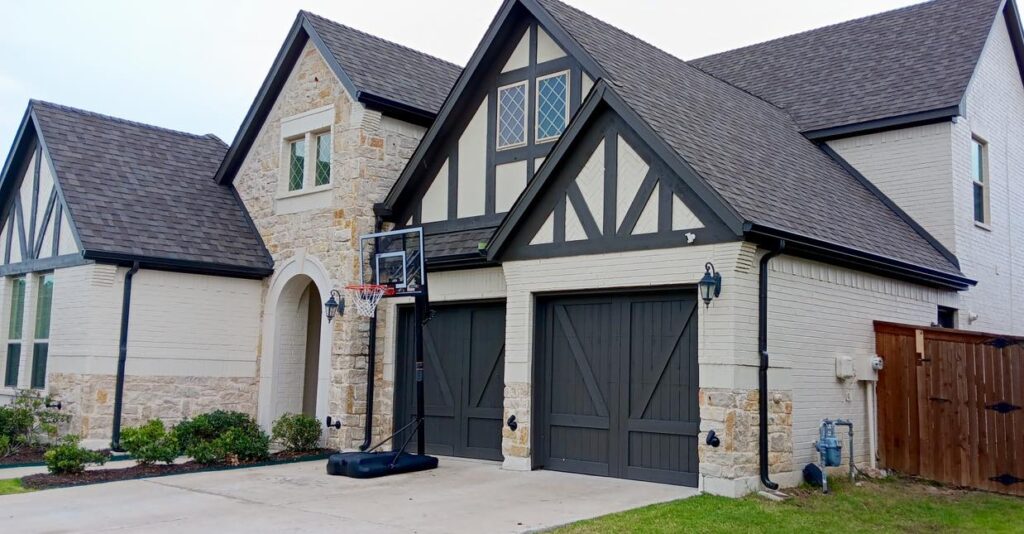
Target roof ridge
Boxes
[692,0,937,62]
[29,99,221,143]
[300,10,463,70]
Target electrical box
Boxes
[835,355,855,380]
[853,354,882,382]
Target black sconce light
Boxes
[324,289,345,322]
[698,262,722,307]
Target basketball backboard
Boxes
[358,227,426,295]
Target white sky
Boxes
[0,0,923,154]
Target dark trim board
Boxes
[81,251,273,279]
[0,254,88,276]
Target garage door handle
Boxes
[507,415,518,431]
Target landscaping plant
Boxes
[43,435,107,475]
[173,410,269,464]
[271,413,322,452]
[0,390,68,457]
[121,420,179,465]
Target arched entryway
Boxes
[258,255,334,430]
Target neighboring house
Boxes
[0,101,271,442]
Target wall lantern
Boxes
[698,262,722,307]
[324,289,345,322]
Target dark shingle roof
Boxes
[30,101,272,275]
[425,227,495,260]
[535,0,964,278]
[690,0,1002,133]
[303,12,462,114]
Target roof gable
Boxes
[691,0,1008,138]
[215,11,461,185]
[0,101,274,277]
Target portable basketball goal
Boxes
[326,227,439,478]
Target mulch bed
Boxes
[1,447,113,468]
[20,448,335,490]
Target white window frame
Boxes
[29,272,53,390]
[496,80,529,150]
[535,70,571,143]
[971,135,990,228]
[279,106,334,197]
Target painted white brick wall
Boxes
[768,255,960,471]
[952,16,1024,336]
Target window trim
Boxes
[971,135,990,227]
[496,80,529,151]
[4,276,25,388]
[287,138,307,192]
[535,70,571,144]
[29,272,52,390]
[314,132,332,187]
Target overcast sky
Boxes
[0,0,922,153]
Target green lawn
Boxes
[0,478,32,496]
[558,478,1024,533]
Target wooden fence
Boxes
[875,321,1023,496]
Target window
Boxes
[937,306,958,329]
[4,277,24,387]
[972,137,989,225]
[497,81,528,149]
[30,273,53,389]
[536,71,569,142]
[288,139,306,191]
[315,133,331,187]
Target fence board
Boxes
[875,321,1023,496]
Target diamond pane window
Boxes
[315,133,331,186]
[288,140,306,191]
[536,71,569,142]
[497,82,527,149]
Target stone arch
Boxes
[258,253,334,430]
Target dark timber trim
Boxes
[81,250,272,279]
[0,254,88,276]
[802,105,962,141]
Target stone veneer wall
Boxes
[48,373,257,440]
[698,389,793,482]
[232,41,425,449]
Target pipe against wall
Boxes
[866,381,877,470]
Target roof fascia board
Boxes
[0,253,88,277]
[818,142,961,269]
[358,92,437,127]
[215,14,309,185]
[81,250,273,279]
[746,225,975,290]
[301,17,361,100]
[29,107,87,254]
[802,105,962,141]
[1003,0,1024,91]
[383,0,610,212]
[0,106,34,197]
[486,81,746,260]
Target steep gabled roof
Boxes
[691,0,1009,138]
[215,11,462,185]
[2,100,273,277]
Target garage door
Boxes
[535,291,699,486]
[395,302,505,461]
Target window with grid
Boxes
[972,137,989,225]
[497,81,528,149]
[30,273,52,389]
[288,139,306,191]
[315,133,331,186]
[5,277,25,387]
[536,71,569,142]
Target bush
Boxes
[44,435,107,475]
[271,413,322,452]
[173,410,269,464]
[0,390,68,457]
[121,420,178,465]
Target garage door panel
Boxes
[548,425,610,474]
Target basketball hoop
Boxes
[345,284,395,317]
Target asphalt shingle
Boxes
[31,101,272,274]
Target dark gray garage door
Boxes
[534,291,699,486]
[395,302,505,461]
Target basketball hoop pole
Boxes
[414,229,428,456]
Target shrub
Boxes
[44,435,107,475]
[121,420,178,465]
[0,435,11,457]
[271,413,322,452]
[173,410,269,464]
[0,390,68,457]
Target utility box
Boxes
[854,354,882,382]
[835,355,855,380]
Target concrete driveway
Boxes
[1,457,697,533]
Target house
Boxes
[0,101,272,443]
[1,0,1020,498]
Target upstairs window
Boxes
[315,133,332,186]
[4,276,24,387]
[30,273,53,389]
[288,139,306,192]
[972,137,989,225]
[497,81,528,149]
[536,71,569,142]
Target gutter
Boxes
[758,241,785,491]
[82,250,273,279]
[110,261,140,451]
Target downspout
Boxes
[758,240,785,490]
[359,216,384,451]
[110,261,140,451]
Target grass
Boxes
[0,478,33,496]
[557,477,1024,533]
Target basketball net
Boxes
[345,284,394,318]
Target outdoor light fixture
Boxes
[324,289,345,322]
[698,262,722,307]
